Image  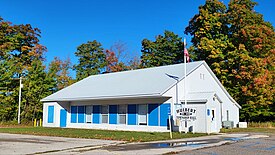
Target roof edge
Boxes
[41,93,168,102]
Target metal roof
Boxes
[41,61,204,102]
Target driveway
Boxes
[0,132,272,155]
[0,133,123,155]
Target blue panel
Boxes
[148,104,159,126]
[78,106,85,123]
[127,104,137,125]
[60,109,67,127]
[207,109,210,116]
[48,106,54,123]
[71,106,77,123]
[93,105,100,124]
[160,103,170,126]
[109,105,118,124]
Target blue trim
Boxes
[148,104,159,126]
[71,106,77,123]
[127,104,137,125]
[48,106,54,123]
[60,109,67,127]
[93,105,100,124]
[78,106,85,123]
[160,103,170,126]
[109,105,118,124]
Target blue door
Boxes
[60,109,67,127]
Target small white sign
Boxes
[176,107,197,120]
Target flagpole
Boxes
[184,38,187,133]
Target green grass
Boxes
[248,122,275,128]
[0,127,207,142]
[221,127,275,134]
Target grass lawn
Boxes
[0,127,207,142]
[221,127,275,134]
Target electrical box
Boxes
[222,121,234,129]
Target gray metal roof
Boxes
[41,61,204,102]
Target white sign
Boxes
[176,107,197,120]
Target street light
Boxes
[12,77,23,124]
[166,73,180,137]
[18,76,23,124]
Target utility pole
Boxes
[18,76,23,124]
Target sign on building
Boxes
[176,107,197,120]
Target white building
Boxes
[42,61,240,133]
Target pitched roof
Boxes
[41,61,204,102]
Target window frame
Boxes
[118,105,127,124]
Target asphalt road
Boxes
[179,134,275,155]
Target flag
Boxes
[184,48,190,62]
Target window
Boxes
[211,109,215,121]
[71,106,77,123]
[138,104,147,125]
[118,105,127,124]
[101,105,108,123]
[86,106,93,123]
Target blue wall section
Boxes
[60,109,67,127]
[160,103,170,126]
[71,106,77,123]
[48,106,54,123]
[127,104,137,125]
[93,105,100,124]
[109,105,118,124]
[148,104,159,126]
[78,106,85,123]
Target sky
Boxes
[1,0,274,68]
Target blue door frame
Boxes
[60,109,67,127]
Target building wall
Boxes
[43,102,60,127]
[186,65,239,127]
[43,98,172,132]
[162,64,239,132]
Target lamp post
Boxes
[18,76,23,124]
[166,73,180,136]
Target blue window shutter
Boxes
[148,104,159,126]
[127,104,137,125]
[93,105,100,124]
[160,103,170,126]
[109,105,118,124]
[71,106,77,123]
[78,106,85,123]
[48,106,54,123]
[60,109,67,127]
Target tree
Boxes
[21,58,54,121]
[226,0,275,121]
[185,0,232,84]
[0,17,49,122]
[140,30,184,68]
[48,57,74,91]
[185,0,275,121]
[74,40,107,81]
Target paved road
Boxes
[179,134,275,155]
